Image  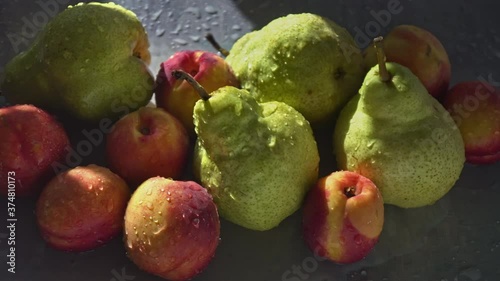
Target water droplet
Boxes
[189,35,200,42]
[166,197,171,203]
[183,6,201,19]
[146,202,153,210]
[232,24,241,31]
[146,188,153,195]
[205,5,217,14]
[201,23,210,30]
[107,201,114,212]
[151,10,162,21]
[192,218,200,228]
[155,27,166,37]
[173,38,188,46]
[62,51,72,59]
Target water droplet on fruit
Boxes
[192,218,200,228]
[62,51,72,59]
[139,200,143,205]
[167,197,171,203]
[146,202,153,210]
[167,191,171,196]
[366,140,375,148]
[354,235,362,245]
[107,201,114,212]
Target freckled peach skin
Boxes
[36,164,131,252]
[364,25,451,98]
[303,171,384,264]
[124,177,220,281]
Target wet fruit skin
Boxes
[0,104,70,196]
[303,171,384,264]
[106,107,189,186]
[442,81,500,164]
[36,165,131,252]
[124,177,220,281]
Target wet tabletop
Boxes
[0,0,499,281]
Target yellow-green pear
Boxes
[170,69,319,231]
[333,37,465,208]
[225,13,365,125]
[1,2,153,122]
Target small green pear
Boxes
[225,13,365,125]
[173,70,319,231]
[333,37,465,208]
[1,2,153,122]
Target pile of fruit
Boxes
[1,2,499,281]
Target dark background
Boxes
[0,0,499,280]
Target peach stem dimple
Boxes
[344,187,357,198]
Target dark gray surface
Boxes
[1,0,499,280]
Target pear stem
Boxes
[205,33,230,57]
[373,36,391,82]
[171,70,211,101]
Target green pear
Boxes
[225,13,365,125]
[185,74,319,230]
[333,37,464,208]
[1,2,153,122]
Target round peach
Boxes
[36,164,130,251]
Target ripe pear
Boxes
[225,13,365,125]
[172,70,319,231]
[1,2,154,122]
[333,37,465,208]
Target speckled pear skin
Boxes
[1,2,153,122]
[193,86,320,231]
[334,62,465,208]
[225,13,365,125]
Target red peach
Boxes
[155,50,239,134]
[364,25,451,98]
[303,171,384,264]
[106,107,189,186]
[0,104,70,196]
[36,164,131,251]
[442,81,500,164]
[124,177,220,281]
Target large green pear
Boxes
[225,13,365,125]
[193,86,319,231]
[1,2,153,122]
[334,61,465,208]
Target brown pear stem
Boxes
[373,36,391,82]
[205,33,230,57]
[171,70,211,101]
